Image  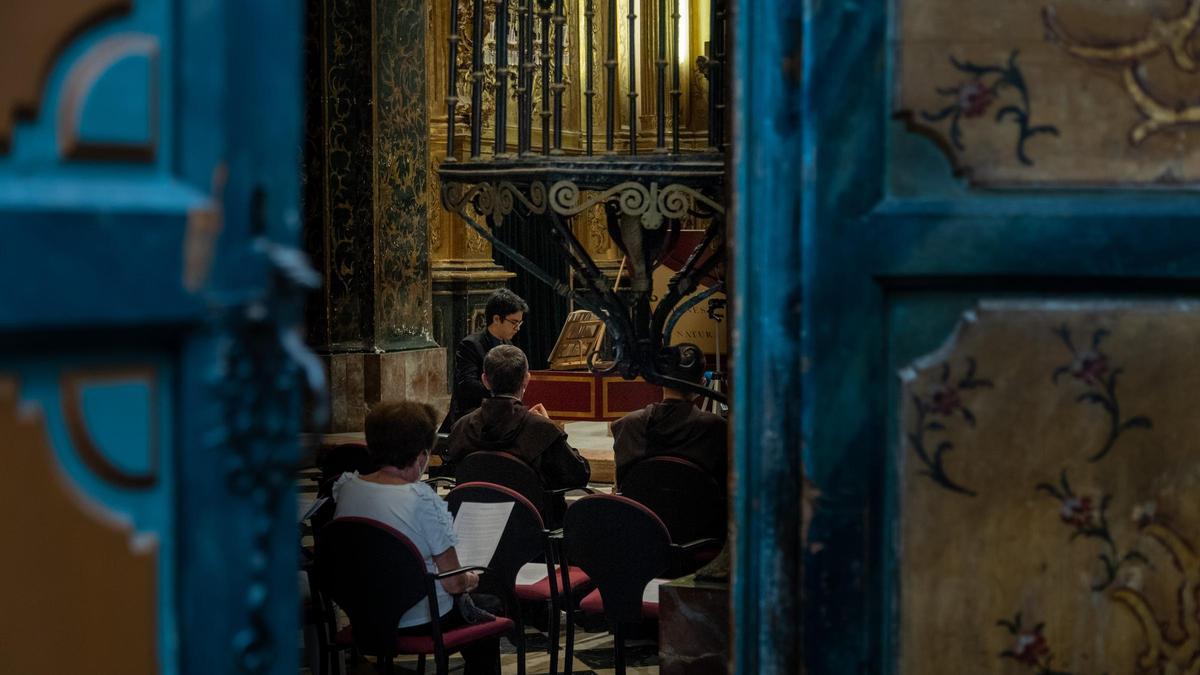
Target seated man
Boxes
[611,343,727,490]
[447,344,590,523]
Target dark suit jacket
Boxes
[439,329,507,433]
[611,398,728,491]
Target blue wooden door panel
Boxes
[0,2,306,675]
[733,0,1200,673]
[1,350,179,672]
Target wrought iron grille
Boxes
[438,0,729,402]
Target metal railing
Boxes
[443,0,728,161]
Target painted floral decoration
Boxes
[1037,470,1148,591]
[997,613,1073,675]
[1051,325,1151,462]
[957,79,997,118]
[908,357,992,496]
[921,50,1060,166]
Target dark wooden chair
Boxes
[447,481,592,675]
[618,455,726,574]
[314,516,521,674]
[562,494,719,675]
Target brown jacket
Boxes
[447,396,591,491]
[611,398,727,490]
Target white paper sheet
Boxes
[516,562,551,586]
[452,501,515,567]
[642,578,669,604]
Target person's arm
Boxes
[454,339,490,412]
[538,434,591,490]
[432,547,480,595]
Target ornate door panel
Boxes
[0,3,308,675]
[731,0,1200,673]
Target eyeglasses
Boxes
[504,317,524,329]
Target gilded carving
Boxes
[1045,0,1200,144]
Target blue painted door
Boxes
[732,1,1200,673]
[0,3,310,674]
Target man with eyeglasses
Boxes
[439,288,530,433]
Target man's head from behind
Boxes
[482,344,530,397]
[659,343,706,397]
[364,400,439,469]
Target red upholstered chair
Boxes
[314,517,521,674]
[562,494,720,675]
[446,481,592,675]
[618,455,726,573]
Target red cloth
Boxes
[514,566,591,601]
[578,588,660,620]
[335,617,516,654]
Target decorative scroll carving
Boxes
[1045,0,1200,144]
[443,177,723,234]
[1043,1,1200,73]
[0,0,133,153]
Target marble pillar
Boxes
[303,0,447,431]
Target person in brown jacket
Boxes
[611,343,727,491]
[447,344,590,525]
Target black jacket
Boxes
[440,329,507,433]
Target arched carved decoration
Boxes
[0,0,133,154]
[0,376,156,674]
[56,32,159,162]
[61,366,159,489]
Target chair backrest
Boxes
[316,443,375,497]
[619,455,726,544]
[314,517,428,658]
[563,494,673,625]
[446,482,547,590]
[455,451,547,516]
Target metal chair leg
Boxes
[613,623,625,675]
[548,599,560,675]
[515,612,528,675]
[416,653,426,675]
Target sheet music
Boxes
[452,502,515,567]
[516,562,550,586]
[642,578,669,604]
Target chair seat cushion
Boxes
[394,616,515,654]
[579,587,660,619]
[335,617,515,655]
[333,626,354,648]
[514,565,591,601]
